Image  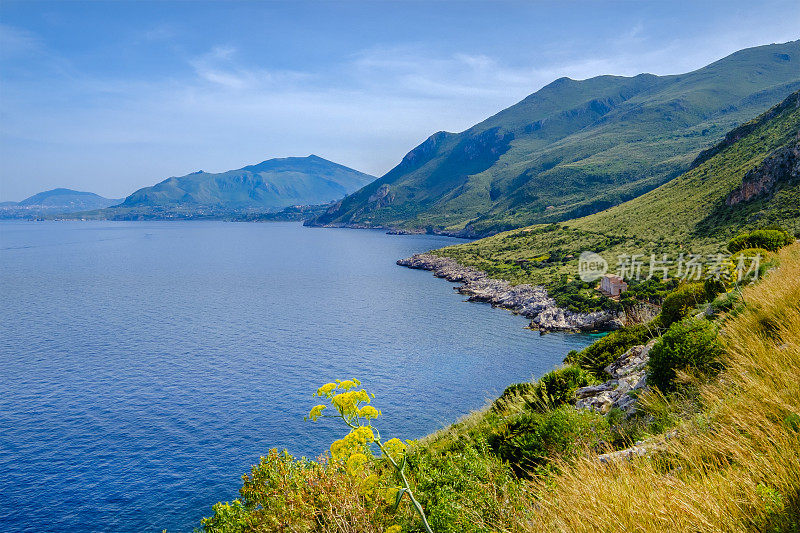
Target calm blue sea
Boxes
[0,221,593,532]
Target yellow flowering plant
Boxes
[307,378,433,533]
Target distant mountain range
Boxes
[0,189,122,218]
[2,155,375,220]
[118,155,374,211]
[310,40,800,237]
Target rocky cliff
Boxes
[397,253,624,332]
[726,131,800,205]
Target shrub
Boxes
[487,406,610,477]
[523,365,596,411]
[703,277,726,301]
[201,449,393,533]
[727,233,751,254]
[408,440,530,532]
[493,366,597,413]
[731,247,770,264]
[660,283,707,327]
[707,291,742,316]
[728,228,793,253]
[550,280,622,314]
[491,382,535,413]
[620,277,679,306]
[565,324,655,378]
[647,318,724,392]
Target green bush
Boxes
[703,277,726,301]
[707,291,742,316]
[492,366,596,413]
[523,365,596,411]
[728,233,751,254]
[620,277,679,306]
[487,406,610,477]
[408,441,529,532]
[549,280,622,314]
[565,324,655,378]
[491,382,536,413]
[647,318,724,392]
[660,283,707,327]
[728,228,793,253]
[731,247,771,263]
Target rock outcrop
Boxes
[726,132,800,206]
[597,430,676,464]
[575,339,658,415]
[396,253,623,332]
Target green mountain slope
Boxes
[0,188,121,217]
[434,89,800,288]
[312,40,800,236]
[119,155,374,211]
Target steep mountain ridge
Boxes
[430,89,800,292]
[311,40,800,236]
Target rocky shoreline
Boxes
[396,253,624,332]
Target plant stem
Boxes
[341,415,433,532]
[377,441,433,533]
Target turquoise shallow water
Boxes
[0,221,593,532]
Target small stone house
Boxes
[600,274,628,297]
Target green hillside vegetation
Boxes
[118,155,374,211]
[312,40,800,236]
[201,241,800,532]
[433,89,800,302]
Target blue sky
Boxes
[1,1,798,201]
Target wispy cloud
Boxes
[0,23,43,58]
[189,45,313,90]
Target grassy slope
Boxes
[411,242,800,532]
[518,242,800,531]
[434,90,800,289]
[314,41,800,235]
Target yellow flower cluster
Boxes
[306,377,431,533]
[362,473,379,493]
[358,405,380,419]
[307,404,326,421]
[382,437,406,459]
[346,452,368,476]
[331,389,371,418]
[381,486,399,502]
[336,378,360,390]
[316,382,336,396]
[330,425,375,460]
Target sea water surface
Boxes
[0,221,594,532]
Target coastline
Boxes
[303,218,480,239]
[397,252,625,333]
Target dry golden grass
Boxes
[518,243,800,532]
